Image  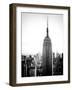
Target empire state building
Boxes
[42,18,52,76]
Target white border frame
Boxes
[16,7,68,84]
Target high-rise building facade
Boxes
[42,18,52,76]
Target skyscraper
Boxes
[42,18,52,76]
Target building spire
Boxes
[47,17,48,37]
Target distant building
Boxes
[21,55,34,77]
[53,53,63,75]
[21,55,27,77]
[42,18,52,76]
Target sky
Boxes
[21,13,64,55]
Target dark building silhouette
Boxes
[53,53,63,75]
[21,55,27,77]
[21,55,34,77]
[42,18,52,76]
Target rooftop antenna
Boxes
[47,16,48,37]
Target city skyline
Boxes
[21,52,63,77]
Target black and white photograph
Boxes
[21,13,63,77]
[9,3,70,86]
